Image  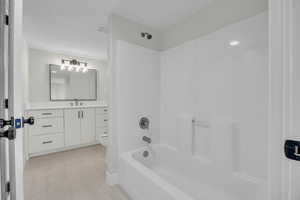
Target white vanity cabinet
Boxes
[80,108,96,144]
[64,109,81,147]
[27,109,65,154]
[64,108,95,147]
[26,106,108,157]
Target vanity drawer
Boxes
[28,109,63,119]
[96,107,108,115]
[29,118,64,135]
[29,133,64,154]
[96,114,108,127]
[96,126,108,136]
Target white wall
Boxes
[160,13,268,180]
[115,40,160,154]
[27,48,108,106]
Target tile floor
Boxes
[24,145,129,200]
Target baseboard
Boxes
[115,185,132,200]
[28,141,101,158]
[106,171,119,186]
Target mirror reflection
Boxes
[49,64,97,101]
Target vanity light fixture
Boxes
[61,59,89,73]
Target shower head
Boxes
[141,32,152,40]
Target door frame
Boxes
[8,1,17,199]
[0,0,24,199]
[268,0,298,199]
[280,0,298,199]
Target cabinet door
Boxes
[80,108,96,144]
[65,109,81,147]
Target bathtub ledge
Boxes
[121,149,195,200]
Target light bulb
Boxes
[82,63,88,73]
[61,60,66,70]
[229,40,240,46]
[82,67,88,73]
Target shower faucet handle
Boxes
[142,136,151,144]
[139,117,150,130]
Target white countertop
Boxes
[26,104,108,111]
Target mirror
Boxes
[49,64,97,101]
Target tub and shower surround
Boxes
[106,38,161,184]
[117,12,268,200]
[160,11,268,180]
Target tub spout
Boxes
[142,136,151,144]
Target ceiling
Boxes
[23,0,211,60]
[111,0,211,30]
[23,0,114,60]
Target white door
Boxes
[80,108,95,144]
[0,0,31,200]
[281,0,300,199]
[0,0,9,199]
[269,0,300,199]
[64,109,81,147]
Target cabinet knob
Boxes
[42,125,53,128]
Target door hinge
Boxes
[4,98,8,109]
[5,182,10,193]
[5,15,9,25]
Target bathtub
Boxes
[119,144,267,200]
